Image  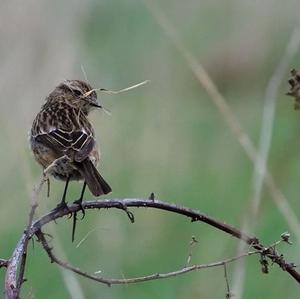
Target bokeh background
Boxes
[1,0,300,298]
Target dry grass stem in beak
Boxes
[83,80,150,98]
[99,80,150,94]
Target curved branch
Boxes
[5,198,300,299]
[31,199,300,283]
[31,199,255,242]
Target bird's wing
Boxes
[34,128,95,162]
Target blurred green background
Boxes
[1,0,300,298]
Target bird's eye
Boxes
[73,89,82,97]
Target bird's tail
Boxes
[77,159,112,196]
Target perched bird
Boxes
[30,80,112,208]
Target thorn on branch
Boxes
[281,232,292,245]
[21,278,27,285]
[118,203,135,223]
[126,210,135,223]
[288,262,297,269]
[190,236,198,245]
[260,253,269,274]
[148,192,155,201]
[0,258,9,268]
[248,237,259,246]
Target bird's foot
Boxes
[54,200,69,210]
[53,201,73,218]
[73,199,85,220]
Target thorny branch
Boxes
[3,198,300,299]
[5,177,44,299]
[5,202,38,299]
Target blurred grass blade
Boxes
[144,0,300,245]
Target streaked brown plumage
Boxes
[30,80,112,206]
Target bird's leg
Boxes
[46,177,50,198]
[72,181,87,242]
[74,181,87,205]
[73,181,87,218]
[55,176,70,210]
[61,176,70,204]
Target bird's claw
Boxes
[73,199,85,219]
[53,201,72,218]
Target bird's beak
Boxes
[82,97,102,109]
[90,102,102,109]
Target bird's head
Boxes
[51,80,102,114]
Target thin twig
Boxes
[224,263,233,299]
[36,228,258,286]
[48,223,86,299]
[186,236,198,266]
